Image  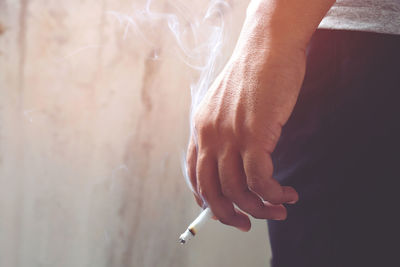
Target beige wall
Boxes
[0,0,271,266]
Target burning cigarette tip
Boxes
[178,207,213,244]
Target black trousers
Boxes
[269,29,400,267]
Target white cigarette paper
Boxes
[179,207,213,244]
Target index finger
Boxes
[197,153,251,231]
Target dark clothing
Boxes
[269,29,400,267]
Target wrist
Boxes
[244,2,306,54]
[244,0,335,53]
[231,4,306,70]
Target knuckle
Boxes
[186,156,193,168]
[247,179,261,193]
[195,116,231,144]
[247,178,263,195]
[249,199,264,212]
[196,152,206,161]
[245,160,261,178]
[198,187,208,201]
[255,186,281,203]
[187,146,196,159]
[266,191,282,204]
[187,162,196,176]
[198,186,215,205]
[218,148,231,161]
[194,119,214,138]
[237,121,256,137]
[221,184,235,199]
[197,123,212,136]
[218,213,235,226]
[262,123,282,145]
[242,205,262,219]
[186,149,197,168]
[250,205,270,219]
[242,199,266,219]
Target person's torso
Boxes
[318,0,400,35]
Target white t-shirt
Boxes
[319,0,400,35]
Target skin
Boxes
[187,0,336,231]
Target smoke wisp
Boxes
[109,0,232,194]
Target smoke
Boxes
[109,0,232,194]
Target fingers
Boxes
[242,148,299,205]
[188,133,298,230]
[197,153,251,231]
[186,136,203,207]
[218,150,288,220]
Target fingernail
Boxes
[238,225,250,232]
[238,217,251,232]
[287,193,299,204]
[274,211,287,220]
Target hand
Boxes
[186,27,306,231]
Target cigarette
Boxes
[179,207,213,244]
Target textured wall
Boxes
[0,0,271,266]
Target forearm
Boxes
[225,0,335,127]
[233,0,335,60]
[252,0,334,48]
[187,0,336,229]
